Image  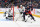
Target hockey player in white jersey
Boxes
[18,5,25,17]
[18,5,25,21]
[19,5,25,14]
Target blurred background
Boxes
[0,0,40,8]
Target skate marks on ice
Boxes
[15,21,40,27]
[0,21,19,27]
[0,21,40,27]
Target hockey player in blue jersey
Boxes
[23,5,36,22]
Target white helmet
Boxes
[20,5,23,7]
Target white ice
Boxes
[0,14,40,27]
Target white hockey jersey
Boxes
[18,6,25,12]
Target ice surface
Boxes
[0,14,40,27]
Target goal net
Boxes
[11,6,21,21]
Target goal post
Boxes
[11,6,14,21]
[11,6,21,21]
[13,6,14,21]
